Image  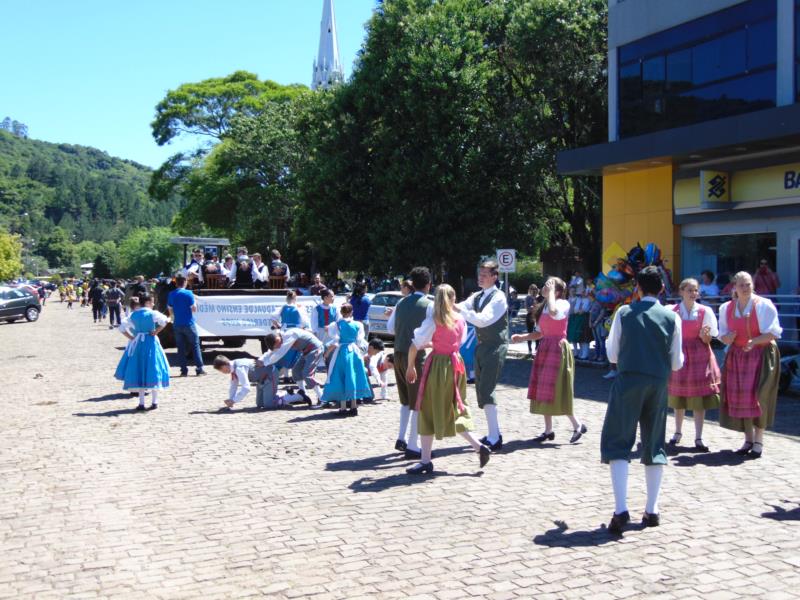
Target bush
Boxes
[508,257,544,292]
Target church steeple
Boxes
[311,0,344,90]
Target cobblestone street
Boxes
[1,302,799,599]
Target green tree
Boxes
[75,240,102,264]
[0,232,23,280]
[38,227,78,268]
[116,227,180,278]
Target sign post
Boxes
[496,249,516,319]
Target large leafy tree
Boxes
[0,232,23,280]
[116,227,181,278]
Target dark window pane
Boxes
[642,55,665,97]
[692,30,747,85]
[747,19,776,70]
[667,49,692,92]
[679,69,775,122]
[619,61,642,104]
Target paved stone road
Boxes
[1,302,799,599]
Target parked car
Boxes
[368,291,433,340]
[0,286,41,323]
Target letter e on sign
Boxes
[496,249,516,273]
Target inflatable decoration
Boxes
[595,241,674,311]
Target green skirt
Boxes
[566,313,587,343]
[418,355,474,440]
[719,342,780,432]
[668,394,720,411]
[530,340,575,416]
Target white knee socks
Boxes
[398,405,411,441]
[408,411,420,452]
[150,389,159,407]
[645,465,664,515]
[137,390,146,407]
[484,404,500,444]
[610,460,629,514]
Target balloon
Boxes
[644,243,661,266]
[607,269,626,283]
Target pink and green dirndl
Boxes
[528,312,574,416]
[719,300,780,432]
[416,318,475,440]
[668,304,720,411]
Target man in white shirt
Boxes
[257,329,323,408]
[212,355,267,410]
[251,253,269,288]
[601,267,684,536]
[182,248,205,285]
[455,260,508,452]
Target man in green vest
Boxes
[601,266,684,535]
[456,260,508,452]
[387,266,432,459]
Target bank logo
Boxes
[708,174,727,199]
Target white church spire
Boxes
[311,0,344,90]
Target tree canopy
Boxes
[0,232,23,281]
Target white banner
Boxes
[194,295,343,338]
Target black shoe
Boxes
[337,409,348,416]
[147,404,158,411]
[395,439,408,453]
[694,439,710,453]
[406,461,433,475]
[135,405,146,411]
[479,445,491,468]
[298,390,313,407]
[607,511,630,535]
[570,424,588,444]
[349,407,358,416]
[749,443,763,459]
[641,512,660,527]
[533,431,555,443]
[480,435,503,452]
[668,432,682,446]
[179,371,188,378]
[196,370,207,377]
[404,448,422,460]
[735,441,754,455]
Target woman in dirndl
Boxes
[718,271,782,458]
[666,278,721,452]
[512,277,587,444]
[405,284,491,474]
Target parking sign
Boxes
[496,249,516,273]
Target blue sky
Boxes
[1,0,377,168]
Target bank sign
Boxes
[677,162,800,211]
[194,295,345,338]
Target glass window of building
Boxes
[681,232,777,293]
[619,0,777,138]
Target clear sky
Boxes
[1,0,377,168]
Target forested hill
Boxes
[0,130,182,244]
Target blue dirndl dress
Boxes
[114,308,171,391]
[277,305,302,370]
[322,319,373,401]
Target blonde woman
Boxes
[666,278,720,452]
[718,271,782,458]
[406,284,491,474]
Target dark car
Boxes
[0,286,41,323]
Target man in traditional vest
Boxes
[257,328,324,408]
[387,266,432,459]
[601,266,683,535]
[457,259,508,451]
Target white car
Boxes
[368,291,433,340]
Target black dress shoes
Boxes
[348,407,358,417]
[395,439,408,452]
[735,441,754,455]
[694,439,710,453]
[298,391,313,406]
[406,461,434,475]
[570,424,588,443]
[479,435,503,452]
[641,512,660,527]
[533,431,555,443]
[478,445,491,468]
[404,448,422,460]
[607,510,630,535]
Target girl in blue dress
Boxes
[322,303,373,416]
[115,294,170,411]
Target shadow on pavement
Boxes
[82,392,132,403]
[189,407,264,415]
[533,520,635,547]
[670,449,751,467]
[500,439,565,454]
[349,470,483,493]
[328,446,472,473]
[761,502,800,521]
[73,408,149,417]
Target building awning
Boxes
[170,237,231,246]
[558,103,800,176]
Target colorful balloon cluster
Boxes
[594,243,673,308]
